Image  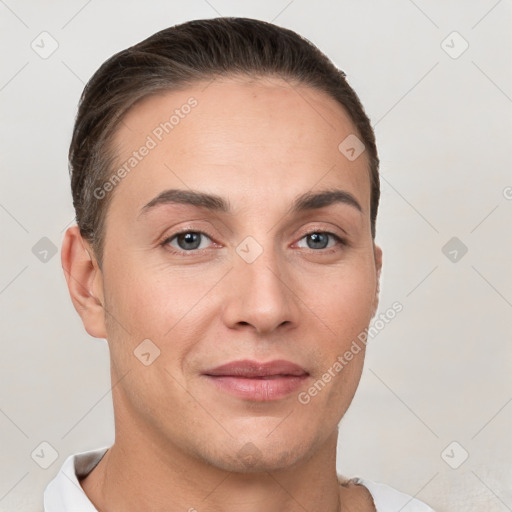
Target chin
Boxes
[211,450,307,474]
[198,433,316,474]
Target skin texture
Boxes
[61,76,382,512]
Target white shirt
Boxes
[44,447,436,512]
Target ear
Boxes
[61,225,107,339]
[371,243,383,319]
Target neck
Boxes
[81,426,349,511]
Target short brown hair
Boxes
[69,17,380,270]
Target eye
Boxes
[161,230,214,253]
[159,229,346,256]
[296,231,345,251]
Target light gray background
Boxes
[1,1,511,511]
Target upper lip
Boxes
[203,359,308,378]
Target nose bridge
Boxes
[222,233,299,334]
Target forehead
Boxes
[107,76,371,220]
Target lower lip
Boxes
[204,375,309,401]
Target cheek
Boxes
[102,267,206,422]
[303,259,377,344]
[103,261,216,371]
[104,255,195,332]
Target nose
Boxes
[220,243,301,336]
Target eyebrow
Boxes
[138,188,363,219]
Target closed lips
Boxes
[203,359,309,378]
[203,359,309,401]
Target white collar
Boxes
[44,446,109,511]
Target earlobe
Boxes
[61,225,107,339]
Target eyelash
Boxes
[159,229,347,256]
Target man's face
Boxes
[92,76,381,471]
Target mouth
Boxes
[202,359,309,401]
